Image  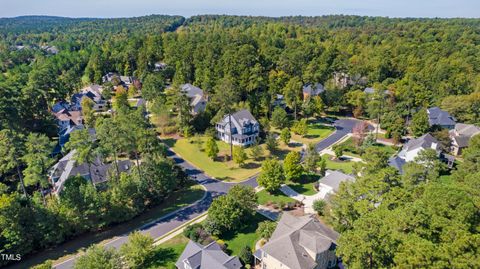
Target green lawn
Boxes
[287,174,320,196]
[339,137,397,158]
[271,119,335,146]
[322,154,356,174]
[147,235,189,269]
[220,213,269,256]
[149,213,268,267]
[257,189,296,205]
[292,121,335,145]
[163,136,292,182]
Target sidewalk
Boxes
[279,185,324,214]
[256,205,281,221]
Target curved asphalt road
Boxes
[52,153,258,269]
[45,119,360,269]
[315,118,363,152]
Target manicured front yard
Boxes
[339,137,397,158]
[272,119,335,146]
[163,137,263,182]
[322,154,356,174]
[257,189,296,205]
[163,136,296,182]
[292,121,335,145]
[147,235,189,269]
[221,213,269,255]
[287,174,320,196]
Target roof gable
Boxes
[261,213,339,269]
[404,133,439,152]
[427,107,456,126]
[176,240,241,269]
[320,170,355,192]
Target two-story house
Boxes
[52,85,107,149]
[215,109,260,146]
[102,72,134,88]
[449,123,480,155]
[52,107,83,148]
[254,213,339,269]
[388,133,440,174]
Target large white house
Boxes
[215,109,260,146]
[388,133,440,173]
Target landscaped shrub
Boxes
[256,221,277,240]
[313,199,327,216]
[216,239,227,251]
[183,223,204,242]
[239,246,253,266]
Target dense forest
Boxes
[0,14,479,267]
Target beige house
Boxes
[449,123,480,155]
[254,213,339,269]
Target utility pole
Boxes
[228,112,233,160]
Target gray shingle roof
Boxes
[231,109,257,125]
[180,83,207,109]
[450,123,480,148]
[176,240,242,269]
[260,213,338,269]
[319,170,355,192]
[181,83,204,98]
[388,156,407,174]
[453,123,480,137]
[219,109,258,128]
[427,107,456,127]
[50,150,132,193]
[403,133,439,152]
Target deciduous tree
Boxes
[205,137,219,161]
[283,151,303,181]
[257,159,285,192]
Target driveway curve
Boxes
[315,118,366,152]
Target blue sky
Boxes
[2,0,479,18]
